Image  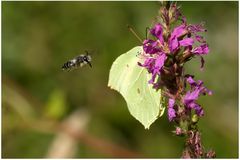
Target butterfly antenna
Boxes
[145,27,150,39]
[127,24,143,43]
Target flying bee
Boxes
[62,51,92,71]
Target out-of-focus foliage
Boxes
[2,1,238,158]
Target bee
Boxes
[62,51,92,71]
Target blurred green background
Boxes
[2,1,238,158]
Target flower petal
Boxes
[188,23,207,33]
[168,98,176,121]
[195,35,206,43]
[169,25,187,52]
[169,36,179,52]
[168,107,176,121]
[192,44,209,55]
[179,38,194,47]
[193,103,204,116]
[148,53,167,84]
[186,76,196,86]
[184,89,200,105]
[143,39,160,54]
[169,98,175,108]
[171,24,187,38]
[150,23,164,43]
[155,53,167,69]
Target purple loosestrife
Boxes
[138,3,210,122]
[138,2,215,158]
[183,76,212,116]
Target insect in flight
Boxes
[62,51,92,71]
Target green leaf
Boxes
[108,46,165,129]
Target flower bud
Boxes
[192,114,199,123]
[173,126,187,136]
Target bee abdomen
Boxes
[62,61,72,70]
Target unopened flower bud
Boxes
[174,127,185,136]
[192,114,199,123]
[206,149,216,158]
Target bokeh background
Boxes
[2,1,238,158]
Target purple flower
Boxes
[142,24,164,55]
[169,24,188,52]
[195,35,206,43]
[143,39,160,54]
[183,23,210,72]
[168,98,176,121]
[171,24,187,38]
[187,23,209,56]
[186,76,195,85]
[150,53,166,83]
[183,76,212,116]
[138,57,155,72]
[184,90,200,106]
[188,23,207,33]
[155,53,167,72]
[150,23,164,43]
[186,76,212,95]
[184,92,204,116]
[179,38,194,47]
[139,6,210,92]
[192,44,209,55]
[139,53,166,85]
[139,23,170,86]
[194,104,204,116]
[169,36,179,52]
